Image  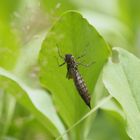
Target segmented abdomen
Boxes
[73,69,91,109]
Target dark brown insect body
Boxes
[60,54,91,109]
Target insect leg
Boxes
[55,55,65,67]
[59,62,65,67]
[77,61,95,67]
[76,53,86,59]
[76,43,89,59]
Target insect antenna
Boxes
[56,44,64,59]
[56,44,66,67]
[76,43,90,60]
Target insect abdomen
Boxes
[73,70,91,109]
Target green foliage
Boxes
[0,0,140,140]
[103,48,140,139]
[0,68,67,139]
[39,11,110,126]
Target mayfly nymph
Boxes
[58,51,91,109]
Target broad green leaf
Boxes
[93,73,125,119]
[103,47,140,140]
[39,11,110,132]
[0,68,67,139]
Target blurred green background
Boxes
[0,0,140,139]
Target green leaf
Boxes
[39,11,110,128]
[103,47,140,140]
[0,68,67,139]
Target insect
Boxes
[58,47,92,109]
